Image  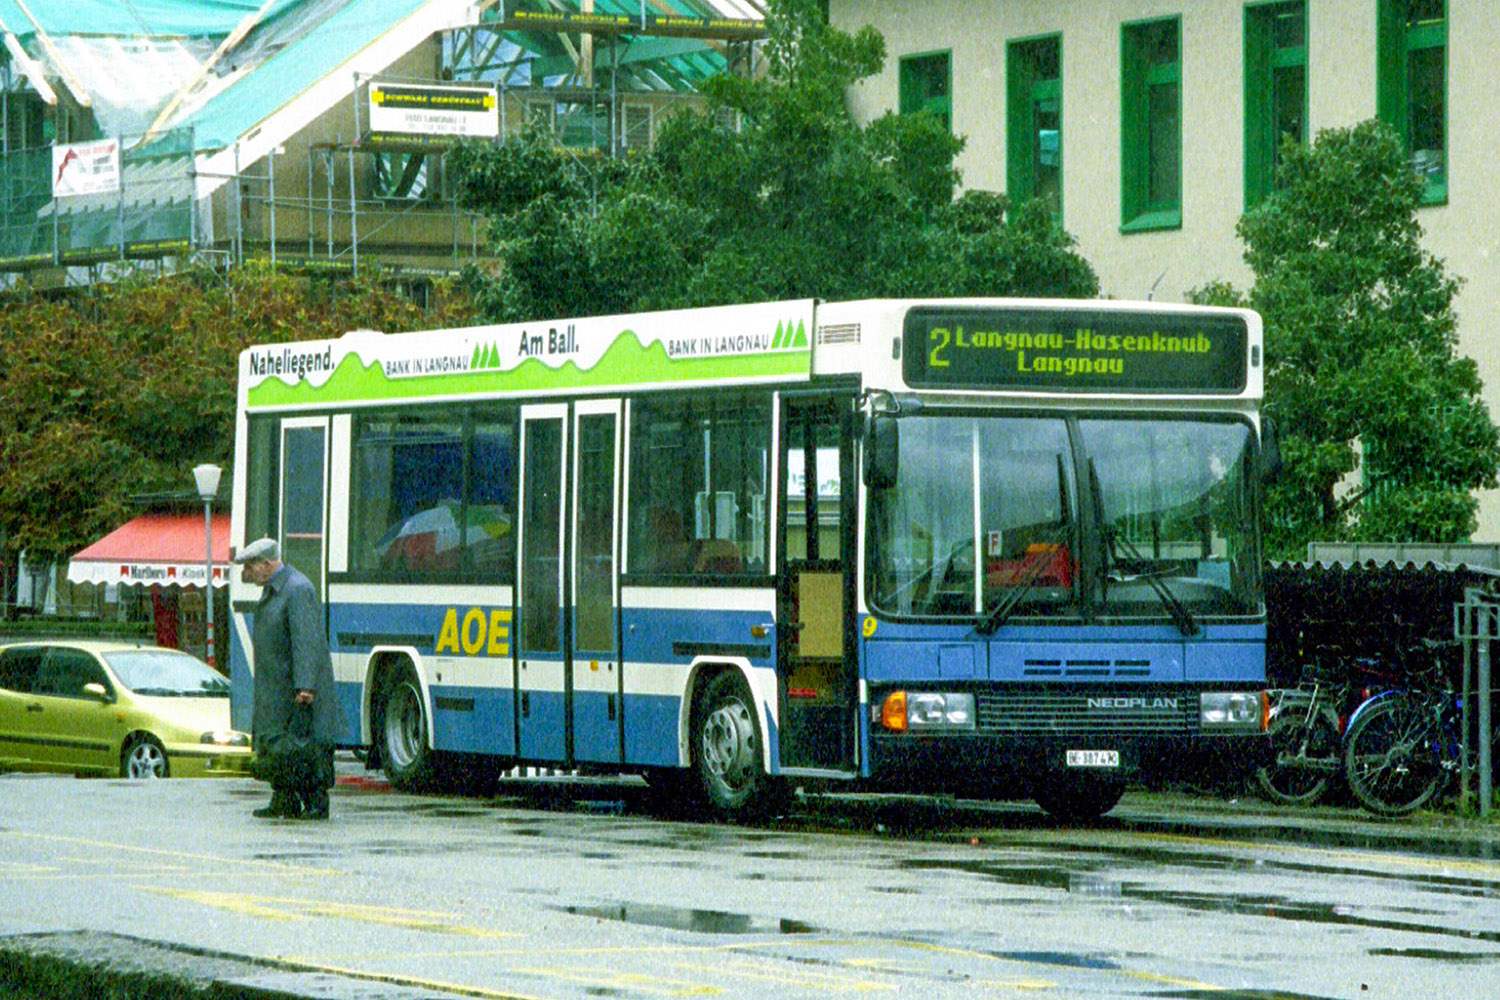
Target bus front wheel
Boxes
[692,671,780,819]
[1034,774,1125,823]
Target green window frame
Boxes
[1378,0,1447,205]
[1120,17,1181,232]
[899,51,952,132]
[1243,2,1307,209]
[1006,34,1063,222]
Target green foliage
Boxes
[1191,120,1498,556]
[451,0,1096,324]
[0,267,473,560]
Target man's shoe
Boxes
[253,792,301,819]
[298,786,329,821]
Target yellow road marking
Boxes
[144,888,520,938]
[672,957,893,991]
[515,966,722,996]
[275,959,553,1000]
[0,829,340,876]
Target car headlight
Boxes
[1200,692,1266,732]
[201,730,251,747]
[879,691,976,732]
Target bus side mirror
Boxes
[864,415,898,490]
[1260,418,1283,482]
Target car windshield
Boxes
[867,412,1262,621]
[101,649,230,697]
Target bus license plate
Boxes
[1066,749,1119,768]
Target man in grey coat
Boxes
[235,537,339,820]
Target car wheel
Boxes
[122,735,169,779]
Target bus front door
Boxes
[776,394,858,775]
[278,418,328,603]
[516,405,568,763]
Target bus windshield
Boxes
[868,413,1261,621]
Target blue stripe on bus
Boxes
[863,623,1266,684]
[622,691,682,768]
[431,685,516,756]
[620,606,773,666]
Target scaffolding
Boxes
[0,5,765,285]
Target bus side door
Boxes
[570,401,623,765]
[516,405,568,763]
[777,393,858,775]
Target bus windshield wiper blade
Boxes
[975,527,1068,636]
[1102,525,1199,637]
[978,453,1072,637]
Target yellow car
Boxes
[0,640,253,778]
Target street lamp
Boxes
[192,464,222,669]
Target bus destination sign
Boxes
[903,306,1249,394]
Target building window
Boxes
[899,51,952,131]
[1006,34,1062,221]
[1244,2,1307,208]
[1120,17,1181,231]
[1378,0,1446,205]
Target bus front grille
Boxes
[975,690,1198,736]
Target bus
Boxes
[228,297,1272,821]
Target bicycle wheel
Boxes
[1255,707,1340,805]
[1343,697,1447,817]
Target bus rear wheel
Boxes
[692,671,780,819]
[381,665,439,792]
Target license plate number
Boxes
[1066,749,1119,768]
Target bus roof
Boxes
[238,297,1262,410]
[239,299,818,410]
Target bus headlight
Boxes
[1199,692,1265,732]
[879,691,976,732]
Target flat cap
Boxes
[233,537,280,564]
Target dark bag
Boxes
[251,704,319,787]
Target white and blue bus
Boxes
[229,297,1272,820]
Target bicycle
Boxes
[1255,657,1382,806]
[1341,638,1466,817]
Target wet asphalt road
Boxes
[2,764,1499,1000]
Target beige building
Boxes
[833,0,1500,540]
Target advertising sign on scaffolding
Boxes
[52,138,121,197]
[368,82,499,142]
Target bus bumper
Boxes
[865,732,1271,798]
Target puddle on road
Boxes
[561,901,816,935]
[1367,947,1500,963]
[900,855,1500,945]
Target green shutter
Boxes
[1243,7,1275,209]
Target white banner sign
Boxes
[52,138,121,197]
[369,83,498,138]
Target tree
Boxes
[449,0,1097,322]
[0,267,473,565]
[1192,120,1499,557]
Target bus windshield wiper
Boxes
[977,455,1072,636]
[1089,460,1199,638]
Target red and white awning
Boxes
[67,512,232,589]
